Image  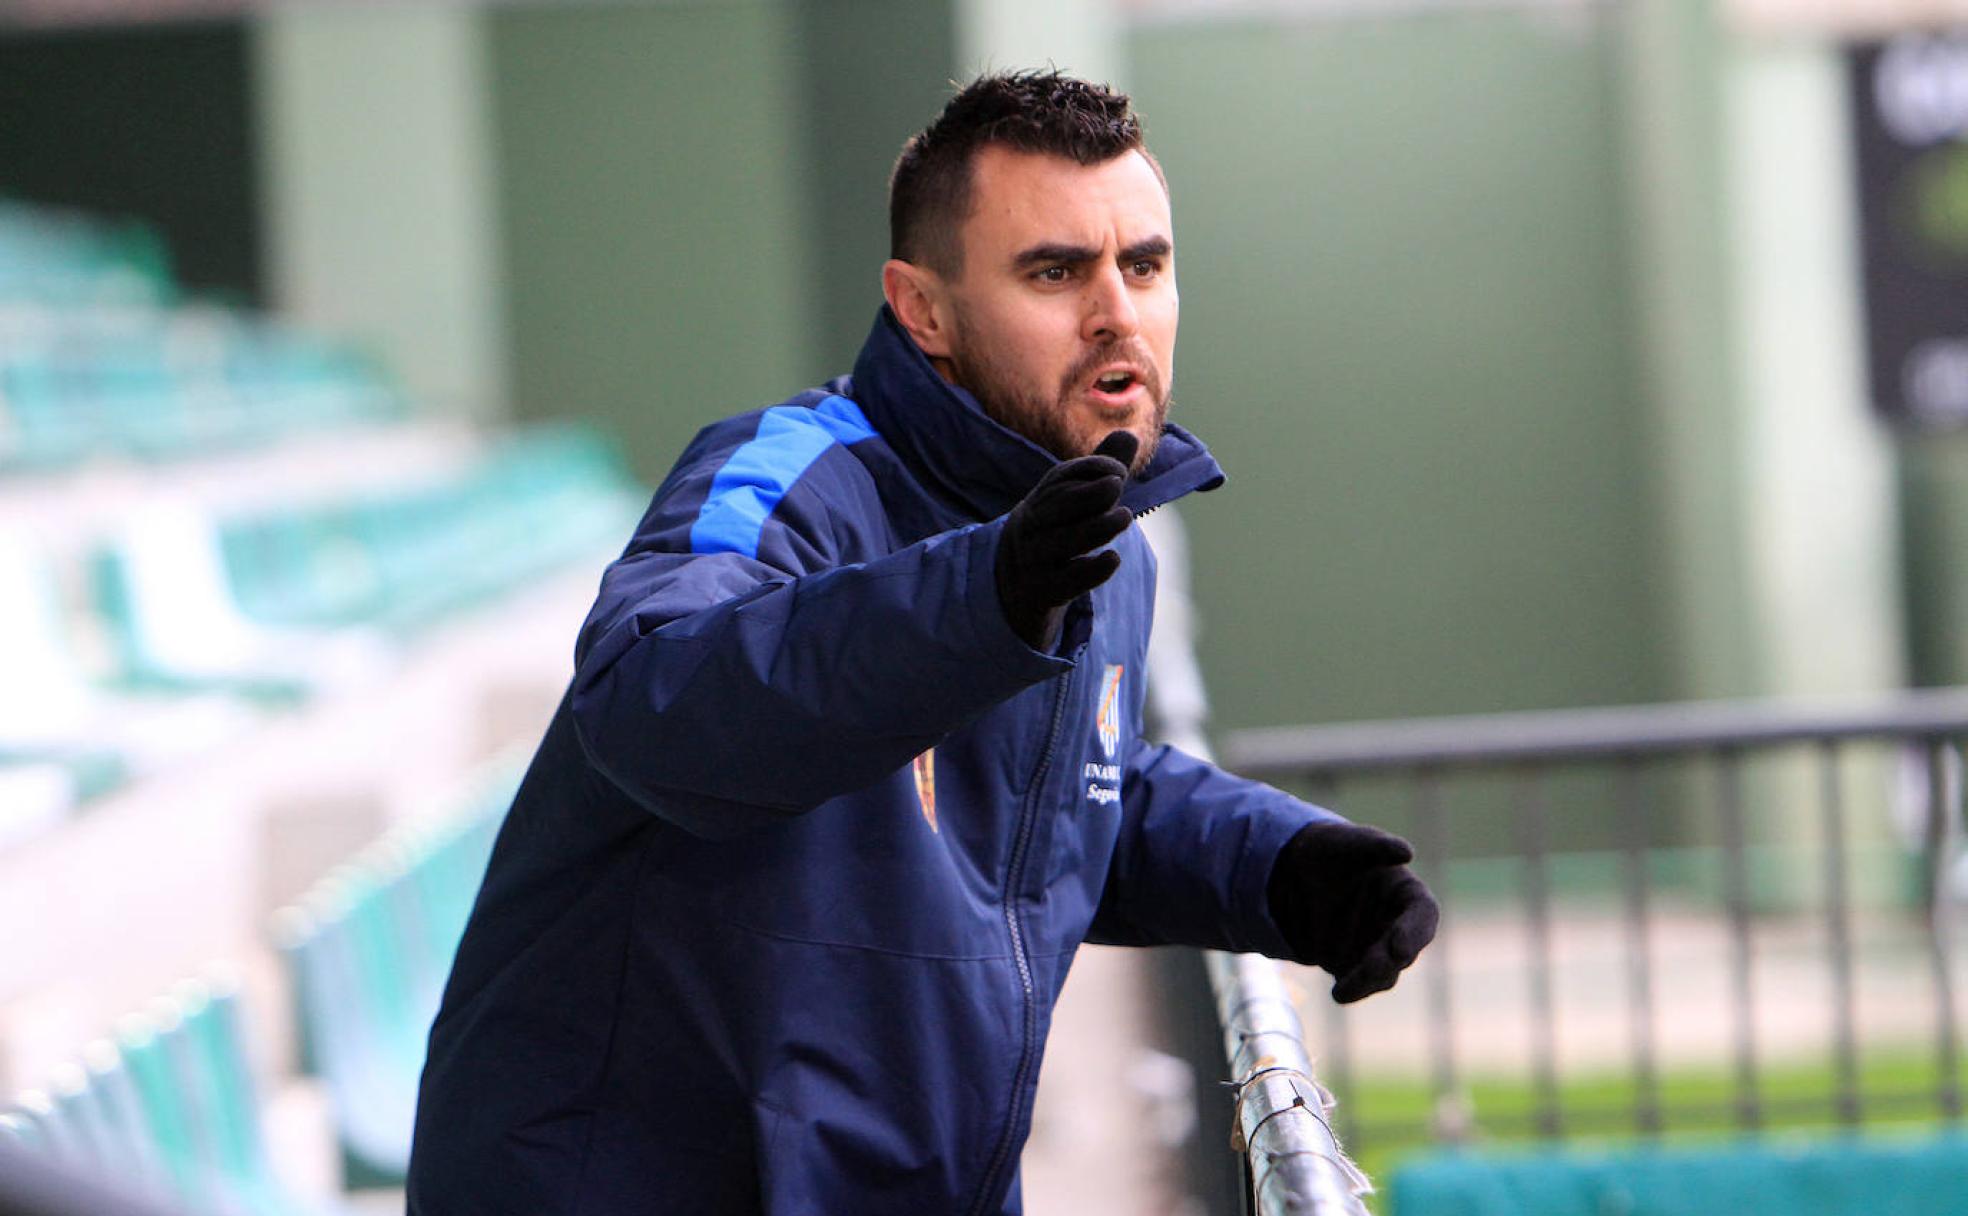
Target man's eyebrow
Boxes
[1012,242,1101,269]
[1011,235,1175,269]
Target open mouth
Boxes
[1092,370,1139,395]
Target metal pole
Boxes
[1921,740,1962,1121]
[1616,758,1662,1137]
[1715,750,1762,1132]
[1518,768,1562,1140]
[1226,687,1968,775]
[1207,951,1373,1216]
[1817,741,1862,1128]
[1414,770,1462,1144]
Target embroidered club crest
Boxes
[1096,664,1125,759]
[912,748,937,832]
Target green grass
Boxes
[1340,1046,1967,1184]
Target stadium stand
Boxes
[0,200,401,473]
[0,195,635,824]
[0,756,522,1211]
[1,969,351,1216]
[272,765,512,1187]
[0,741,514,1208]
[0,197,636,1208]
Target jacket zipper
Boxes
[968,651,1080,1216]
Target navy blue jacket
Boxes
[407,310,1332,1215]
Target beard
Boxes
[948,315,1171,473]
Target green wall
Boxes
[489,1,821,484]
[484,1,1671,733]
[256,6,508,420]
[1130,11,1667,729]
[252,1,1927,737]
[490,0,956,480]
[790,0,957,372]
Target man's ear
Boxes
[882,259,954,361]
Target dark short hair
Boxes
[889,70,1158,278]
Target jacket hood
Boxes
[847,306,1225,523]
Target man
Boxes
[408,71,1436,1216]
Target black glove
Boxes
[994,430,1138,650]
[1268,820,1440,1004]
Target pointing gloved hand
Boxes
[1268,819,1440,1004]
[994,430,1138,650]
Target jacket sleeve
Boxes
[1085,742,1340,957]
[567,434,1067,838]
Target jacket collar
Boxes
[847,306,1225,524]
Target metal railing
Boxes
[1208,950,1374,1215]
[1215,687,1968,1187]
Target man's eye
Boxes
[1036,266,1069,283]
[1130,260,1159,278]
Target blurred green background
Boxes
[5,0,1963,736]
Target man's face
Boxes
[938,146,1178,470]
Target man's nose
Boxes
[1082,266,1140,344]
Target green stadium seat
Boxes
[12,1091,82,1169]
[167,980,340,1216]
[89,500,391,701]
[79,1039,177,1202]
[273,768,511,1188]
[0,521,255,804]
[4,974,356,1216]
[1390,1131,1968,1216]
[0,179,633,589]
[86,425,637,698]
[0,352,97,467]
[118,1008,226,1209]
[0,197,408,471]
[0,199,173,309]
[206,424,640,640]
[275,879,421,1187]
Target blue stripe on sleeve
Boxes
[689,395,877,559]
